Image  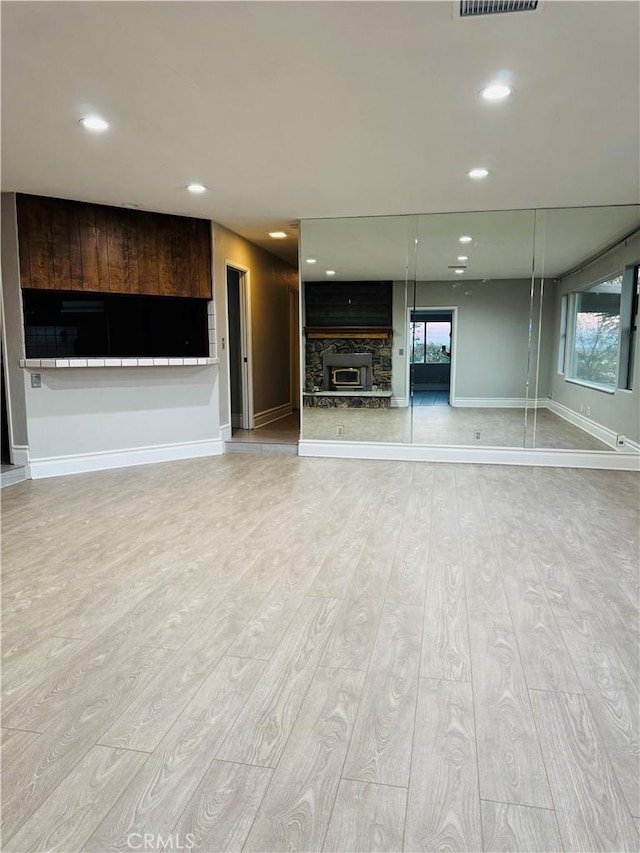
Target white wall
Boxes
[393,278,535,404]
[547,233,640,444]
[24,366,220,462]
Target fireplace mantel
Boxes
[305,327,392,340]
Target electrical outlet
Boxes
[474,429,481,441]
[616,434,626,447]
[586,406,591,416]
[399,348,404,356]
[31,373,41,388]
[336,425,345,437]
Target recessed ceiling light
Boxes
[481,84,513,101]
[454,268,465,275]
[459,235,473,244]
[326,270,336,276]
[187,183,207,194]
[468,168,489,179]
[457,255,469,262]
[306,258,317,264]
[80,116,109,132]
[268,231,288,239]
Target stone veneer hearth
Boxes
[305,335,392,392]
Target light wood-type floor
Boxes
[231,412,300,444]
[302,405,615,450]
[2,455,639,852]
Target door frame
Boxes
[406,306,458,405]
[225,260,254,431]
[289,286,300,411]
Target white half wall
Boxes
[24,365,222,473]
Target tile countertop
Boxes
[20,357,219,368]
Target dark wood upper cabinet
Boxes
[16,194,212,299]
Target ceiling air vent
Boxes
[460,0,538,16]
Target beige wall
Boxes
[392,278,537,403]
[1,193,29,452]
[213,224,298,429]
[547,233,640,443]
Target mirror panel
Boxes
[300,205,640,456]
[301,215,416,444]
[408,210,537,447]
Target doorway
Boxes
[408,309,455,405]
[226,264,253,432]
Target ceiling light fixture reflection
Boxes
[326,270,336,276]
[468,168,489,179]
[459,235,473,244]
[457,255,468,262]
[187,183,207,194]
[268,231,288,239]
[454,269,465,275]
[481,84,513,101]
[80,116,109,132]
[306,258,317,264]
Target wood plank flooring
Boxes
[1,454,639,852]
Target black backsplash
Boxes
[23,290,208,358]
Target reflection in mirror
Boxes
[301,215,416,444]
[408,210,536,447]
[529,206,640,452]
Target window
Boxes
[568,274,622,390]
[410,321,451,363]
[557,294,568,374]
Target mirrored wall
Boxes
[300,205,640,455]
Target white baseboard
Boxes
[253,402,292,429]
[451,397,536,408]
[391,396,409,408]
[546,398,625,450]
[29,438,225,479]
[298,439,640,471]
[220,423,232,441]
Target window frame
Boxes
[565,271,623,393]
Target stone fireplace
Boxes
[305,335,392,392]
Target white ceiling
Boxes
[2,1,639,267]
[301,205,640,280]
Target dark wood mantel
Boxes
[305,326,392,339]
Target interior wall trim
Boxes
[546,397,631,450]
[452,397,537,408]
[391,396,409,408]
[253,402,292,429]
[220,423,232,441]
[29,438,224,480]
[298,439,640,471]
[10,444,29,468]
